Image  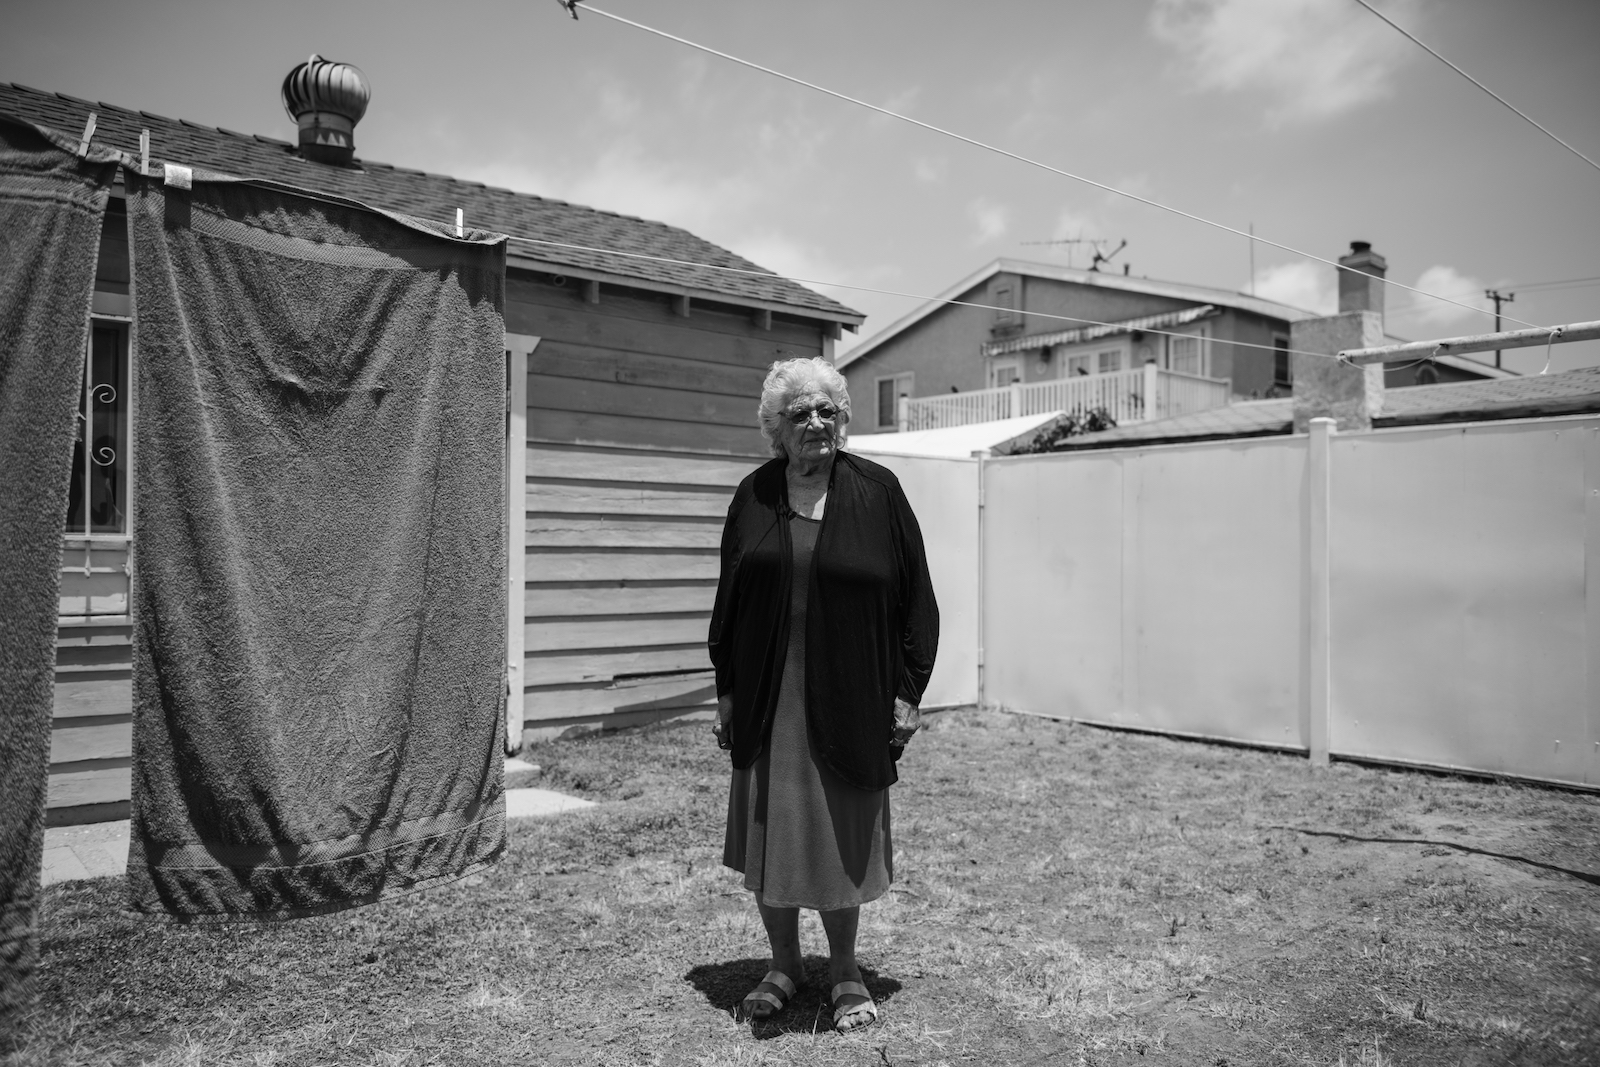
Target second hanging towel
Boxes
[126,170,509,921]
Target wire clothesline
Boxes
[496,231,1453,366]
[1350,0,1600,177]
[560,1,1545,332]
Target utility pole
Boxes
[1485,289,1514,368]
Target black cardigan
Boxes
[708,452,939,791]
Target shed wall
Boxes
[507,271,823,739]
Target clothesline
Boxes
[89,123,1547,371]
[1350,0,1600,177]
[560,2,1546,332]
[495,232,1364,365]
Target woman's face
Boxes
[778,387,842,464]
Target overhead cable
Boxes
[563,2,1543,331]
[1350,0,1600,177]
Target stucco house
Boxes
[839,249,1505,433]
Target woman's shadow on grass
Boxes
[684,955,903,1039]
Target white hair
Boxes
[757,357,852,458]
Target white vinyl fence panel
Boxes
[862,453,979,709]
[1329,419,1598,785]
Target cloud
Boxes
[969,197,1010,244]
[1149,0,1417,124]
[912,157,944,183]
[1400,265,1489,326]
[1249,260,1336,314]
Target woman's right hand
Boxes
[712,693,733,749]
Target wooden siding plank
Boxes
[48,765,131,809]
[529,409,766,455]
[524,646,711,686]
[525,583,716,618]
[52,677,132,719]
[528,374,759,429]
[531,340,768,398]
[526,445,760,488]
[524,673,717,723]
[524,615,709,652]
[50,721,132,764]
[524,550,719,582]
[506,279,826,349]
[526,517,722,550]
[527,483,732,519]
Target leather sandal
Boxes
[738,969,799,1021]
[831,981,879,1032]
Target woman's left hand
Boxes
[890,698,920,749]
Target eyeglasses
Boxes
[785,404,840,426]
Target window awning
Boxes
[982,304,1219,357]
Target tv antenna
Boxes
[1088,239,1127,272]
[1019,235,1099,269]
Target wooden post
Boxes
[1142,361,1160,422]
[896,394,910,433]
[1307,416,1334,767]
[504,334,538,754]
[1009,381,1024,419]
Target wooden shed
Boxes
[1,82,862,826]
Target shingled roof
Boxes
[1054,365,1600,450]
[0,82,861,325]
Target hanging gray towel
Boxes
[0,116,116,1016]
[125,169,509,921]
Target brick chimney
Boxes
[1290,241,1386,433]
[1337,241,1387,317]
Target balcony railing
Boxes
[900,365,1232,432]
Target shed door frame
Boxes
[504,333,540,753]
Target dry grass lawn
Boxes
[6,708,1599,1066]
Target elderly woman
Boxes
[709,357,938,1032]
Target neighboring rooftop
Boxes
[837,257,1316,370]
[849,411,1067,459]
[1056,365,1600,450]
[0,82,862,325]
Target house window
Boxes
[1168,332,1206,376]
[1064,353,1093,377]
[875,372,914,429]
[1096,348,1123,374]
[1273,334,1291,386]
[989,359,1022,388]
[66,320,131,535]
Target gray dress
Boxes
[722,513,893,910]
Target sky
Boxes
[5,0,1598,372]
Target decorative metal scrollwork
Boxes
[88,383,117,466]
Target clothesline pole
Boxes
[1338,320,1600,364]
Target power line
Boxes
[1350,0,1600,177]
[562,2,1543,331]
[1505,275,1600,293]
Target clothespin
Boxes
[558,0,581,19]
[77,112,98,157]
[455,208,464,238]
[139,129,150,177]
